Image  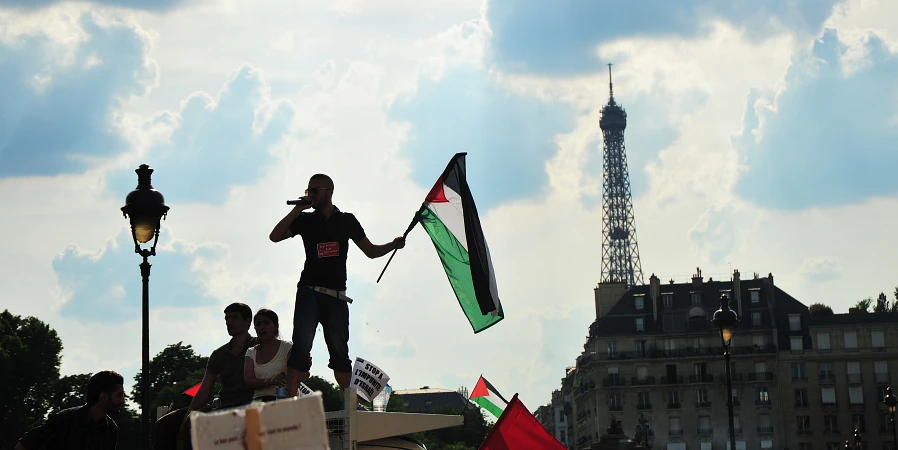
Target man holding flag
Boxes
[270,173,405,395]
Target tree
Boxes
[808,303,834,316]
[875,292,890,313]
[0,310,63,450]
[131,342,208,422]
[49,373,92,413]
[410,403,492,450]
[852,298,872,313]
[304,375,345,412]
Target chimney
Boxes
[766,272,776,307]
[733,269,742,318]
[595,281,628,320]
[649,274,660,321]
[692,267,703,286]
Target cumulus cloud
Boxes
[485,0,839,74]
[735,28,898,210]
[109,65,295,204]
[0,13,156,178]
[799,257,843,282]
[0,0,188,12]
[52,229,236,323]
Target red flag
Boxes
[478,394,566,450]
[183,382,202,397]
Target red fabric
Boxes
[470,375,489,399]
[424,176,448,203]
[183,382,202,397]
[479,394,566,450]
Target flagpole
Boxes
[376,206,425,283]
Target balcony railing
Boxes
[756,400,772,407]
[636,403,652,410]
[792,375,808,382]
[697,429,713,436]
[668,430,683,437]
[631,376,655,386]
[820,372,836,383]
[603,377,625,387]
[797,429,813,435]
[667,402,681,409]
[749,372,774,382]
[609,405,623,412]
[795,401,810,408]
[695,401,712,408]
[577,341,777,362]
[757,426,774,434]
[848,374,864,384]
[822,402,837,408]
[846,347,859,353]
[689,374,715,383]
[661,375,684,384]
[876,373,890,383]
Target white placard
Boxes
[191,392,328,450]
[350,357,390,402]
[299,382,313,396]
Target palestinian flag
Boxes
[470,375,508,419]
[419,152,504,333]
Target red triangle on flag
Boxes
[470,376,489,399]
[424,175,449,203]
[478,394,566,450]
[183,381,202,397]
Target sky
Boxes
[1,0,897,415]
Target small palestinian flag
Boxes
[419,152,504,333]
[470,375,508,419]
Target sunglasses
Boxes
[305,187,332,195]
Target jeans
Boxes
[287,285,351,373]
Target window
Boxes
[848,361,862,383]
[726,441,747,450]
[758,414,772,429]
[789,314,801,331]
[757,388,769,404]
[844,331,858,350]
[849,386,864,404]
[669,416,681,431]
[696,388,709,404]
[752,312,761,326]
[636,365,648,381]
[701,443,712,450]
[760,441,773,449]
[853,413,866,432]
[608,366,620,385]
[694,362,707,376]
[635,317,644,332]
[795,388,809,407]
[754,361,767,374]
[635,295,644,310]
[664,339,676,351]
[797,415,811,433]
[607,341,617,357]
[635,340,647,357]
[668,390,680,405]
[691,292,701,305]
[698,415,711,432]
[817,332,831,350]
[609,393,622,409]
[791,336,803,350]
[875,361,889,383]
[663,294,673,307]
[824,414,839,433]
[692,337,705,349]
[752,335,766,347]
[750,290,760,303]
[637,391,651,406]
[872,330,885,348]
[822,387,837,405]
[792,363,807,381]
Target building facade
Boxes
[540,268,898,450]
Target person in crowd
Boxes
[243,308,292,402]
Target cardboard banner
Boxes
[350,357,391,402]
[191,392,328,450]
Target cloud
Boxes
[0,13,156,178]
[735,28,898,210]
[0,0,187,12]
[52,229,235,323]
[799,257,843,282]
[388,67,578,209]
[485,0,840,74]
[110,65,296,204]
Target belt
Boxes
[308,286,353,303]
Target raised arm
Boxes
[354,236,406,259]
[270,202,309,243]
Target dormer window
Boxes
[662,294,673,307]
[750,289,760,304]
[635,295,645,310]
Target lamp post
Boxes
[121,164,169,450]
[636,412,650,448]
[852,428,862,450]
[885,387,898,450]
[712,294,739,450]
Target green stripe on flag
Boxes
[420,207,503,333]
[472,396,505,419]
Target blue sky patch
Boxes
[735,29,898,210]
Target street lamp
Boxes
[121,164,169,450]
[884,387,898,450]
[712,293,739,450]
[635,412,651,448]
[853,428,862,450]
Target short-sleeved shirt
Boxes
[245,340,293,398]
[289,206,366,290]
[206,337,258,408]
[18,404,117,450]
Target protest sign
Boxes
[299,382,313,396]
[350,357,391,402]
[191,392,328,450]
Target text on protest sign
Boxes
[299,382,313,397]
[349,357,390,402]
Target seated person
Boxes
[244,308,293,402]
[153,302,257,450]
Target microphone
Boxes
[286,198,312,206]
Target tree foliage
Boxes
[304,375,345,412]
[131,342,208,420]
[49,373,92,413]
[808,303,834,316]
[852,298,872,314]
[409,403,492,450]
[0,310,63,450]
